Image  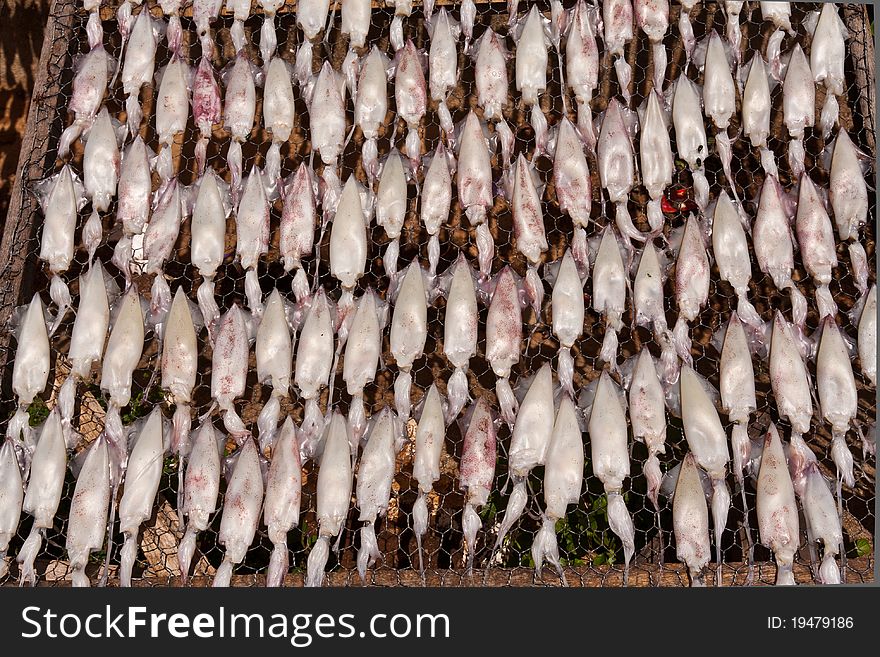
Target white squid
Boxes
[120,5,158,137]
[629,349,667,510]
[280,163,319,304]
[191,169,231,337]
[757,424,799,585]
[741,54,778,177]
[456,110,494,279]
[552,250,586,397]
[395,40,427,170]
[210,303,251,441]
[428,8,460,146]
[421,142,453,280]
[295,0,332,87]
[639,90,673,234]
[295,289,335,461]
[193,51,222,176]
[671,73,709,212]
[236,166,271,318]
[256,289,294,453]
[308,61,346,197]
[565,0,601,150]
[155,44,190,182]
[635,0,669,94]
[511,153,549,321]
[515,6,551,154]
[603,0,634,105]
[390,261,428,421]
[263,54,295,188]
[0,439,23,580]
[342,0,371,51]
[486,266,525,428]
[593,225,628,372]
[795,173,838,320]
[807,3,847,138]
[355,47,391,185]
[113,136,153,283]
[858,285,876,388]
[783,44,815,179]
[673,453,710,586]
[82,107,121,263]
[264,417,302,587]
[700,30,739,203]
[633,241,676,383]
[223,51,259,205]
[412,384,446,580]
[553,117,592,272]
[442,255,478,421]
[65,434,110,587]
[474,28,514,169]
[343,289,384,442]
[460,397,497,574]
[376,151,407,284]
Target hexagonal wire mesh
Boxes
[0,0,874,587]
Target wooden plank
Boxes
[844,3,876,154]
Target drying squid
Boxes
[428,8,460,146]
[761,2,793,34]
[769,310,814,440]
[389,0,413,52]
[65,435,110,587]
[515,6,551,154]
[795,173,838,320]
[460,397,497,574]
[263,54,295,187]
[442,255,478,421]
[356,408,401,581]
[279,164,318,305]
[808,3,847,138]
[553,117,592,270]
[603,0,634,105]
[119,407,165,587]
[598,98,648,243]
[678,0,698,67]
[178,420,221,584]
[236,167,271,318]
[741,54,777,178]
[495,363,555,553]
[390,261,428,421]
[376,151,407,284]
[461,0,477,51]
[639,90,673,234]
[858,285,876,388]
[549,1,567,115]
[295,289,335,460]
[829,129,871,305]
[511,154,548,321]
[700,30,738,202]
[412,384,446,579]
[487,266,525,428]
[309,61,347,196]
[783,44,815,179]
[305,412,355,587]
[672,73,709,212]
[114,0,142,79]
[210,304,251,441]
[342,0,371,50]
[58,12,111,159]
[256,289,293,454]
[141,178,184,286]
[421,142,453,280]
[629,349,667,510]
[680,363,731,585]
[295,0,331,85]
[344,289,384,442]
[193,51,222,176]
[194,0,223,53]
[113,136,153,282]
[457,110,494,279]
[474,28,513,168]
[330,176,369,351]
[635,0,669,93]
[566,0,600,150]
[9,294,51,451]
[258,0,284,66]
[17,409,66,586]
[588,371,635,584]
[214,438,265,587]
[551,250,586,397]
[0,439,23,580]
[120,5,158,137]
[673,453,710,586]
[395,40,427,169]
[506,0,519,25]
[757,424,799,585]
[159,0,184,54]
[264,417,302,587]
[633,241,676,383]
[223,51,259,205]
[532,395,584,584]
[155,40,190,182]
[191,169,231,337]
[672,215,709,367]
[593,226,628,372]
[226,0,251,53]
[36,164,86,332]
[82,107,121,263]
[355,47,390,185]
[723,2,744,65]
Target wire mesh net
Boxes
[0,0,875,587]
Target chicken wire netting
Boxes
[0,0,874,587]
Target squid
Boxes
[461,0,477,52]
[178,420,222,585]
[155,40,190,182]
[495,364,554,553]
[723,2,744,66]
[858,285,876,388]
[264,417,302,587]
[460,397,497,575]
[633,241,676,383]
[236,167,271,318]
[223,51,259,206]
[295,0,332,86]
[598,98,648,243]
[194,0,223,54]
[226,0,252,54]
[9,294,50,452]
[389,0,414,53]
[82,107,121,264]
[588,371,635,583]
[457,110,494,279]
[376,151,407,284]
[487,266,525,428]
[330,177,370,349]
[603,0,634,105]
[515,6,551,154]
[629,349,667,510]
[741,54,777,178]
[342,0,371,51]
[549,2,568,116]
[552,118,591,273]
[113,136,153,282]
[210,304,251,441]
[214,438,265,587]
[719,312,757,580]
[256,289,294,455]
[474,28,514,169]
[0,438,23,580]
[673,453,710,586]
[761,2,794,35]
[635,0,669,93]
[421,142,453,280]
[700,30,739,203]
[356,408,402,581]
[412,385,446,580]
[511,154,549,321]
[390,262,428,421]
[258,0,284,67]
[355,47,391,185]
[672,215,709,368]
[344,290,384,442]
[442,255,478,421]
[757,424,799,585]
[769,311,813,430]
[639,90,673,234]
[678,0,698,68]
[807,3,847,138]
[795,173,838,320]
[671,73,709,212]
[113,0,142,81]
[428,8,460,146]
[395,40,427,170]
[565,0,600,150]
[17,409,66,585]
[36,164,86,332]
[506,0,519,26]
[680,363,731,585]
[263,54,295,188]
[141,178,185,293]
[280,163,319,303]
[119,407,165,587]
[306,412,355,587]
[120,5,158,137]
[532,395,584,585]
[159,0,184,54]
[193,51,222,176]
[593,226,628,372]
[308,61,347,196]
[552,250,586,397]
[191,169,231,337]
[295,289,336,461]
[65,435,110,587]
[783,44,815,179]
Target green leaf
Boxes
[27,398,50,426]
[855,538,871,557]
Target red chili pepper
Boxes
[661,196,678,214]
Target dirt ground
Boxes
[0,0,50,222]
